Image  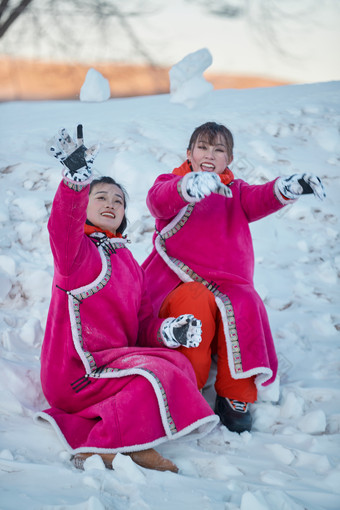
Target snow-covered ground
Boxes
[0,58,340,509]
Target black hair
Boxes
[187,122,234,157]
[88,176,128,234]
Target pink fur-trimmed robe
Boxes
[142,167,291,390]
[34,181,218,455]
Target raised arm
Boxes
[48,182,90,276]
[46,124,99,275]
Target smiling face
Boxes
[187,133,233,175]
[86,183,125,234]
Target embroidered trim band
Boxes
[156,206,243,375]
[67,240,178,433]
[63,179,88,192]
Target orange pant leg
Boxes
[159,282,217,390]
[159,282,257,402]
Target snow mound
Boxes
[169,48,214,108]
[80,68,111,102]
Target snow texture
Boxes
[0,50,340,509]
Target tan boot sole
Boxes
[127,448,178,473]
[72,449,178,473]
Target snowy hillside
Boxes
[0,74,340,509]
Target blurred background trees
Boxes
[0,0,157,65]
[0,0,328,61]
[0,1,338,100]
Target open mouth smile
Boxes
[101,212,116,219]
[201,163,215,171]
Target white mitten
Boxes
[47,124,99,182]
[186,172,232,199]
[277,173,325,200]
[161,314,202,348]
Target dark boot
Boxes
[215,395,252,433]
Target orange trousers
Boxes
[159,282,257,403]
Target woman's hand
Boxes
[186,172,232,199]
[161,314,202,348]
[47,124,99,183]
[277,173,326,200]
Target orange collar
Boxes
[172,160,234,186]
[84,224,123,239]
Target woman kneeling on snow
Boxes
[142,121,326,434]
[34,125,218,472]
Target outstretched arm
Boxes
[238,172,325,224]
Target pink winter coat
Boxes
[142,165,291,389]
[35,180,218,454]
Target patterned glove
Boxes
[47,124,99,182]
[277,173,326,200]
[186,172,232,199]
[161,314,202,349]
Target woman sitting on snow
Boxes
[142,121,326,434]
[35,125,218,472]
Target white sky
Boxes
[0,0,340,84]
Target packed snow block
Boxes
[169,48,214,108]
[80,68,111,102]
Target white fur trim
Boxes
[34,388,218,455]
[155,220,274,387]
[160,204,193,237]
[70,241,127,298]
[34,411,218,455]
[215,296,273,385]
[91,366,219,438]
[44,239,219,455]
[68,294,91,373]
[67,243,126,374]
[155,236,192,284]
[154,205,196,284]
[98,367,176,437]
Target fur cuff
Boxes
[62,169,93,192]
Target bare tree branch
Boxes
[0,0,158,67]
[0,0,34,38]
[0,0,11,21]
